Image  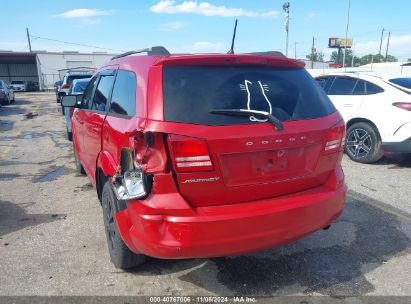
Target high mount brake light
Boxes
[393,102,411,111]
[324,124,345,154]
[168,135,213,172]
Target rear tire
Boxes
[345,122,384,163]
[102,181,146,269]
[73,141,85,175]
[1,95,10,105]
[67,130,73,141]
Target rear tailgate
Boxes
[166,112,342,207]
[151,56,341,207]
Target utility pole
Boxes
[294,41,297,59]
[342,0,351,71]
[26,28,32,53]
[283,2,290,57]
[311,37,316,69]
[351,47,355,67]
[385,31,391,61]
[378,28,385,56]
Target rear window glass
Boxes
[67,75,93,85]
[328,77,357,95]
[389,78,411,89]
[109,70,136,117]
[163,66,335,125]
[72,80,90,93]
[366,81,384,94]
[352,80,366,95]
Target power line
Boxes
[30,35,126,53]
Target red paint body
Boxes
[71,54,346,259]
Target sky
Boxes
[1,0,411,61]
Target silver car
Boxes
[0,80,15,105]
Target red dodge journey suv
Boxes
[62,46,346,269]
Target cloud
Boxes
[150,1,278,18]
[354,33,411,59]
[75,18,101,28]
[306,12,321,19]
[158,21,186,32]
[191,41,224,52]
[53,9,113,18]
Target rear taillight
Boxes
[393,102,411,111]
[61,84,70,89]
[324,124,346,154]
[168,135,213,172]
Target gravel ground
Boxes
[0,93,410,296]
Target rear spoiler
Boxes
[154,54,305,69]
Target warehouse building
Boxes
[0,51,116,91]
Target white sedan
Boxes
[315,72,411,163]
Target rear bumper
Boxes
[383,137,411,153]
[115,179,346,259]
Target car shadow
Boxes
[0,119,14,131]
[372,152,411,169]
[0,200,67,237]
[127,194,410,296]
[0,98,32,116]
[13,98,32,106]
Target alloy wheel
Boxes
[346,128,373,159]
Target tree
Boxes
[385,55,398,62]
[330,49,360,67]
[306,52,324,62]
[360,54,398,65]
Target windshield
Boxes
[389,77,411,89]
[163,66,335,125]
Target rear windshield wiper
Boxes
[209,109,284,130]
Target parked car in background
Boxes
[62,48,346,269]
[54,80,62,91]
[388,76,411,92]
[10,80,26,92]
[57,70,94,103]
[315,72,411,163]
[64,78,90,140]
[0,80,15,105]
[26,81,39,92]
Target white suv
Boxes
[315,72,411,163]
[10,81,26,92]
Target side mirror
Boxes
[61,95,77,107]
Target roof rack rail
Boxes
[111,46,170,60]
